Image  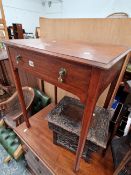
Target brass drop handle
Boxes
[58,68,67,83]
[16,55,22,64]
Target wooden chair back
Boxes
[0,87,35,123]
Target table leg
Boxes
[7,47,30,128]
[104,75,119,109]
[37,79,43,91]
[74,69,102,172]
[104,53,130,109]
[13,69,30,128]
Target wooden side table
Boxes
[4,39,131,172]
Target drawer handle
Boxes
[16,55,22,64]
[58,68,67,83]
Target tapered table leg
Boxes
[104,53,130,109]
[104,75,119,109]
[7,47,30,128]
[74,69,102,172]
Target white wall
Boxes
[2,0,131,34]
[42,0,131,18]
[3,0,45,33]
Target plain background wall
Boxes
[3,0,45,34]
[2,0,131,34]
[42,0,131,18]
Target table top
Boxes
[4,39,130,69]
[0,49,8,61]
[14,104,113,175]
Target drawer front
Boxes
[9,47,91,102]
[25,149,53,175]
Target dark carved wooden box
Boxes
[47,96,112,162]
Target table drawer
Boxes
[9,47,91,101]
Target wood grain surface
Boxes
[4,39,129,69]
[40,18,131,47]
[14,104,113,175]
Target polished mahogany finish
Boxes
[7,46,92,103]
[4,39,130,172]
[4,39,129,69]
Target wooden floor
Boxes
[14,104,114,175]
